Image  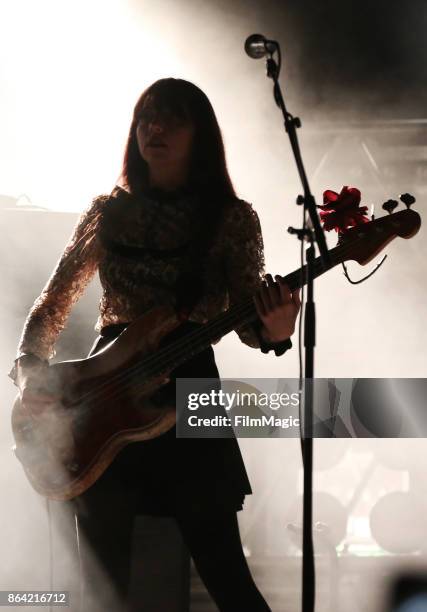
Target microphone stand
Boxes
[260,44,330,612]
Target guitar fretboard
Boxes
[141,241,343,375]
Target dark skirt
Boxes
[85,320,253,517]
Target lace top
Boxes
[15,185,271,362]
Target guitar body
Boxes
[11,305,183,501]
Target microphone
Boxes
[244,34,278,59]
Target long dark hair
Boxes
[103,78,240,310]
[117,77,237,203]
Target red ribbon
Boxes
[318,186,370,233]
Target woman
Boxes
[10,78,300,611]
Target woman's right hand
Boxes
[16,359,61,416]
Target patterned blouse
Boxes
[13,185,290,365]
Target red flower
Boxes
[318,186,370,233]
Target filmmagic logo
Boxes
[187,414,300,429]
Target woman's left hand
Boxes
[253,274,301,343]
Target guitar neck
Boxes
[147,242,343,375]
[202,245,339,346]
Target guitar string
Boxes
[67,215,402,407]
[86,211,413,401]
[71,284,292,408]
[70,245,340,407]
[72,298,261,406]
[73,247,357,408]
[65,215,401,422]
[73,260,313,406]
[52,206,405,408]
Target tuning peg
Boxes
[382,199,399,214]
[399,193,416,209]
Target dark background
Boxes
[210,0,427,120]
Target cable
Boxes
[74,512,84,612]
[45,498,83,612]
[298,203,307,460]
[46,498,53,612]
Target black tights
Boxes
[175,509,271,612]
[50,500,271,612]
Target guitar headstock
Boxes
[337,205,421,266]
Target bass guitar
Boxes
[11,203,421,500]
